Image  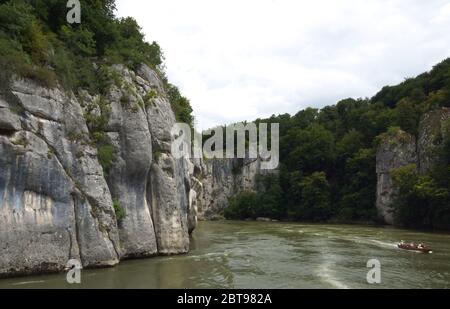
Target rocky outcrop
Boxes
[417,108,450,174]
[376,130,417,224]
[186,158,202,234]
[0,64,198,277]
[376,107,450,224]
[197,157,271,219]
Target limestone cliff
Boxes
[376,130,417,224]
[0,64,198,277]
[195,157,272,220]
[376,107,450,224]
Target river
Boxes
[1,221,450,289]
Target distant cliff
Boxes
[0,64,199,277]
[196,158,254,219]
[190,157,274,220]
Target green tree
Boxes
[336,129,364,161]
[395,98,424,136]
[392,164,450,229]
[256,174,283,219]
[286,124,335,175]
[224,191,259,220]
[167,83,194,128]
[292,172,332,221]
[338,148,377,221]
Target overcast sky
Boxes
[117,0,450,130]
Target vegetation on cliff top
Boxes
[0,0,194,127]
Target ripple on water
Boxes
[316,261,350,289]
[11,280,45,286]
[2,221,450,288]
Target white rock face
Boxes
[376,130,417,225]
[0,82,120,277]
[197,157,274,219]
[0,64,198,277]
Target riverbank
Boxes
[217,217,450,233]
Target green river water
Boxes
[1,221,450,289]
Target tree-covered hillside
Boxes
[226,59,450,229]
[0,0,193,126]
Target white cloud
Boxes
[116,0,450,129]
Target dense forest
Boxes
[0,0,194,127]
[225,59,450,230]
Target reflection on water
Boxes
[1,221,450,289]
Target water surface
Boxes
[1,221,450,289]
